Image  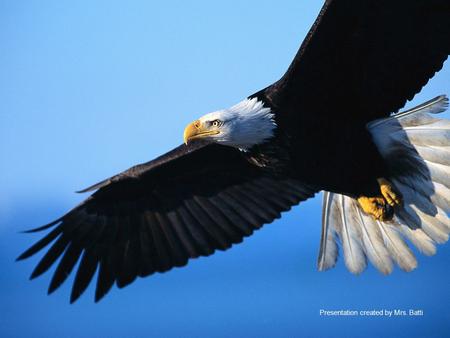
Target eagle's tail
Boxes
[318,95,450,274]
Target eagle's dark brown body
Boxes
[248,97,388,198]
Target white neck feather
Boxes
[199,97,276,150]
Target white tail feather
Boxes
[430,182,450,213]
[318,95,450,274]
[339,195,367,274]
[414,145,450,166]
[352,203,393,274]
[376,221,417,272]
[425,161,450,189]
[395,219,436,256]
[402,127,450,147]
[317,192,339,271]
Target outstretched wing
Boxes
[18,141,317,303]
[254,0,450,124]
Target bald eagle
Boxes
[18,0,450,303]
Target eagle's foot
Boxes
[377,177,403,207]
[357,196,394,221]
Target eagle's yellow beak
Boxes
[183,120,219,144]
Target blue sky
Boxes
[1,1,449,337]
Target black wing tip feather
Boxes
[94,287,113,303]
[70,293,79,304]
[47,283,59,295]
[70,284,87,304]
[16,252,29,262]
[94,294,103,303]
[19,218,61,234]
[29,270,41,280]
[16,222,63,262]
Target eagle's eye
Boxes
[212,119,221,127]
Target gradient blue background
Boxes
[1,1,449,337]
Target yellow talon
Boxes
[357,178,402,221]
[377,178,403,207]
[357,196,393,221]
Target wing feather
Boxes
[19,143,317,302]
[254,0,450,124]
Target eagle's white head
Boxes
[183,98,276,150]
